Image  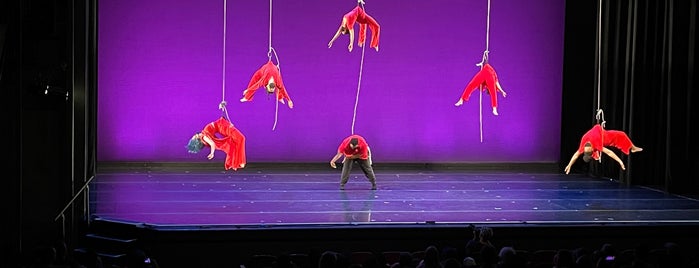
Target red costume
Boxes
[241,60,292,105]
[343,6,380,49]
[458,63,505,109]
[337,134,370,160]
[576,124,634,161]
[200,117,246,170]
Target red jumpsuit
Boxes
[576,124,634,161]
[200,117,246,171]
[241,60,292,105]
[343,6,380,49]
[458,63,505,109]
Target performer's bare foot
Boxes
[492,107,499,116]
[240,98,248,102]
[631,146,643,153]
[455,99,464,106]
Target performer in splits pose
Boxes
[455,63,507,116]
[564,123,643,174]
[187,116,246,171]
[330,134,377,190]
[328,0,380,52]
[240,60,293,109]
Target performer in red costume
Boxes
[328,0,380,52]
[330,134,377,190]
[240,60,293,109]
[186,116,246,171]
[564,123,643,174]
[455,63,507,115]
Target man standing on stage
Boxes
[330,134,377,190]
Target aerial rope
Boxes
[455,0,504,143]
[268,0,283,131]
[479,0,491,142]
[219,0,231,122]
[238,0,292,130]
[350,0,367,135]
[594,0,605,129]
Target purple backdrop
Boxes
[97,0,565,163]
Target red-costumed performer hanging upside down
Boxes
[240,60,294,109]
[328,0,380,52]
[455,63,508,115]
[186,116,246,171]
[564,123,643,174]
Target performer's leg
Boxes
[231,128,246,169]
[605,130,638,154]
[358,24,367,47]
[364,15,380,49]
[483,74,499,115]
[456,70,487,106]
[358,159,377,190]
[340,158,353,189]
[242,71,263,102]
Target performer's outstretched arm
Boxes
[330,152,343,168]
[348,28,355,52]
[601,147,625,170]
[328,25,344,48]
[202,135,216,160]
[329,18,348,49]
[564,151,581,174]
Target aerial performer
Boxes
[240,59,294,109]
[328,0,380,52]
[187,116,246,171]
[564,123,643,174]
[455,62,507,116]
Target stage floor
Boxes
[89,164,699,228]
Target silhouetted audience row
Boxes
[244,227,699,268]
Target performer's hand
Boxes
[328,41,334,48]
[287,100,294,109]
[564,165,571,174]
[619,162,626,170]
[501,91,507,98]
[348,43,353,52]
[207,153,214,160]
[330,162,337,169]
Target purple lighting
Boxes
[98,0,565,163]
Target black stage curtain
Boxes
[561,0,698,196]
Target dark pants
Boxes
[340,158,376,187]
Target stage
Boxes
[84,163,699,267]
[90,163,699,227]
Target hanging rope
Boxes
[219,0,232,122]
[594,0,605,128]
[267,0,281,130]
[351,0,367,135]
[268,0,273,61]
[474,0,492,143]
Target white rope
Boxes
[267,0,280,130]
[595,0,605,128]
[485,0,491,53]
[351,42,366,134]
[220,0,231,121]
[268,0,273,60]
[222,0,227,104]
[351,0,367,134]
[475,0,492,143]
